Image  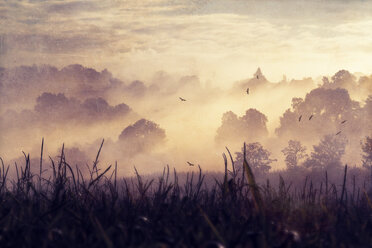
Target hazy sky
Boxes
[1,0,372,84]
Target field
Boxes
[0,144,371,248]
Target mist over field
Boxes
[0,64,371,176]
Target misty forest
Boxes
[1,1,372,247]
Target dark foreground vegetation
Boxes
[1,143,372,247]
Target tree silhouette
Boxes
[362,136,372,168]
[216,109,268,145]
[118,119,166,154]
[235,142,275,175]
[275,87,361,142]
[282,140,307,170]
[304,135,347,170]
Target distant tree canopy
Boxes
[322,70,357,91]
[125,80,147,97]
[118,119,166,154]
[282,140,307,170]
[275,87,364,142]
[303,135,347,170]
[33,92,130,121]
[235,142,275,175]
[322,69,372,103]
[362,136,372,168]
[216,108,268,145]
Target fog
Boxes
[0,64,371,176]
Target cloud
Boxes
[1,33,109,54]
[2,0,372,82]
[45,1,100,14]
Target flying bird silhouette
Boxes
[298,115,302,122]
[187,161,194,166]
[308,114,314,120]
[336,131,342,135]
[341,120,347,124]
[179,97,186,101]
[246,88,250,95]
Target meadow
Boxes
[0,142,371,248]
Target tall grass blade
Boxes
[242,143,263,213]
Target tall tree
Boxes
[235,142,275,175]
[362,136,372,168]
[118,119,166,154]
[304,135,347,170]
[282,140,307,170]
[216,109,268,145]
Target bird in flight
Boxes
[309,114,314,120]
[298,115,302,122]
[336,131,342,135]
[341,120,347,124]
[246,88,250,95]
[187,161,194,166]
[179,97,186,101]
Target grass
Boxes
[0,141,372,247]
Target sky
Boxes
[1,0,372,84]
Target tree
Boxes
[282,140,307,170]
[330,70,356,89]
[240,109,268,136]
[118,119,166,154]
[363,96,372,125]
[235,142,275,175]
[216,109,268,145]
[275,87,361,141]
[362,136,372,168]
[304,135,347,170]
[322,76,330,85]
[291,97,303,109]
[322,70,358,97]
